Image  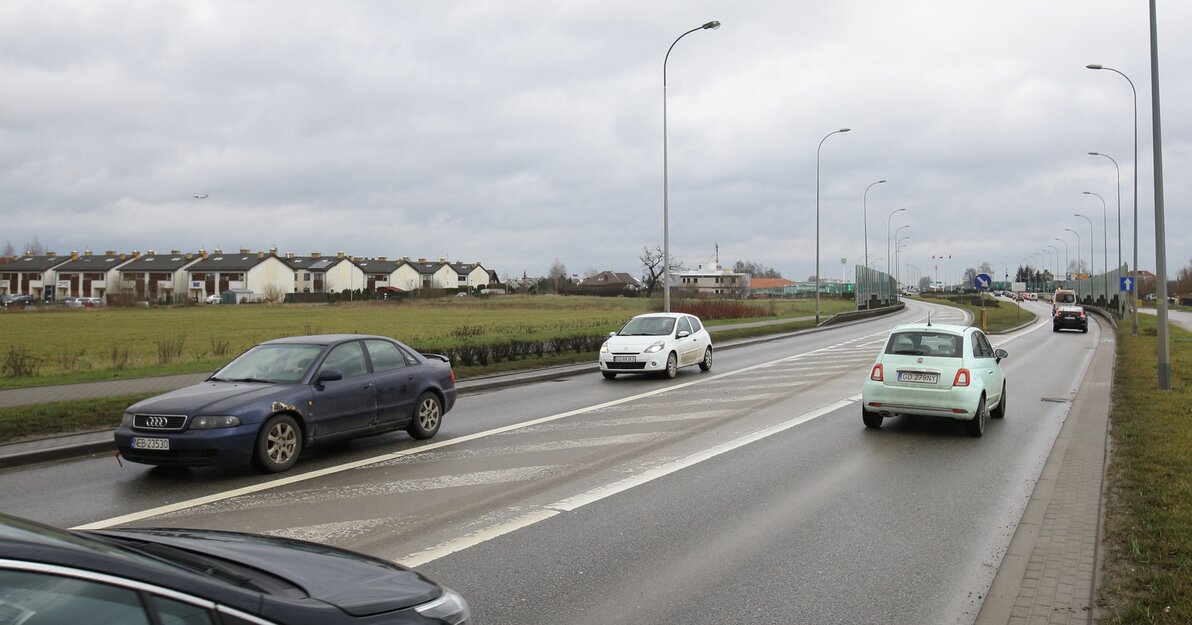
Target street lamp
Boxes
[1047,244,1061,285]
[1064,228,1082,277]
[662,20,720,313]
[1074,213,1095,300]
[893,226,910,283]
[1086,64,1138,334]
[1082,191,1110,301]
[1054,238,1068,283]
[863,179,886,270]
[815,127,851,324]
[1088,152,1122,277]
[886,208,906,283]
[896,235,910,285]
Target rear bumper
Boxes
[862,381,981,421]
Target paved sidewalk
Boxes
[975,317,1114,625]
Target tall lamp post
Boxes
[886,208,907,285]
[1054,238,1068,284]
[1086,64,1138,334]
[662,20,720,313]
[1088,152,1122,278]
[863,179,886,269]
[1082,191,1110,302]
[1041,248,1054,289]
[1047,244,1061,286]
[896,235,910,286]
[1064,228,1081,278]
[893,226,910,285]
[815,128,850,324]
[1074,213,1095,301]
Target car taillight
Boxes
[450,370,456,383]
[1079,311,1086,318]
[870,363,884,381]
[952,369,970,387]
[1054,310,1061,318]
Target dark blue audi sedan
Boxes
[114,334,457,472]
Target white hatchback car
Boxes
[861,322,1008,437]
[599,312,713,379]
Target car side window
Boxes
[688,316,703,333]
[365,340,407,372]
[150,595,217,625]
[676,316,692,336]
[0,569,152,624]
[321,342,369,379]
[977,332,995,359]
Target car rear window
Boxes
[885,331,962,358]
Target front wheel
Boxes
[663,352,678,379]
[602,371,617,380]
[254,414,302,473]
[698,347,713,372]
[408,392,443,439]
[965,396,987,437]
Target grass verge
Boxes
[1097,315,1192,623]
[0,394,156,444]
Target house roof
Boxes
[750,277,795,289]
[280,255,345,271]
[355,258,399,274]
[54,253,132,272]
[450,262,485,275]
[1,255,72,272]
[187,253,275,271]
[579,271,642,287]
[119,253,200,272]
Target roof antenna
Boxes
[926,311,932,326]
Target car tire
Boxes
[1052,326,1059,332]
[602,371,617,380]
[991,382,1006,419]
[965,396,987,437]
[698,347,713,372]
[407,392,443,439]
[1081,327,1088,333]
[254,414,302,473]
[664,352,678,379]
[862,406,883,429]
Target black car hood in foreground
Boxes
[126,381,302,416]
[94,527,441,616]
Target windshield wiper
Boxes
[225,377,274,384]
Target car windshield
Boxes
[212,344,324,383]
[618,317,676,336]
[885,331,962,358]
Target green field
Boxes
[0,295,855,389]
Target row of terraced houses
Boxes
[0,248,499,303]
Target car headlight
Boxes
[643,340,665,354]
[189,416,241,429]
[121,412,134,427]
[414,587,470,625]
[600,342,609,354]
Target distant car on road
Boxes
[1053,305,1088,333]
[114,334,457,472]
[862,322,1008,437]
[599,312,713,379]
[1,294,35,308]
[62,296,84,308]
[0,512,471,625]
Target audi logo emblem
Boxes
[145,416,168,428]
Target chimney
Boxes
[286,252,295,259]
[105,250,116,256]
[239,248,250,254]
[257,251,265,259]
[311,252,321,259]
[84,250,93,256]
[213,248,222,254]
[378,256,387,261]
[418,258,426,263]
[438,258,445,263]
[170,250,180,255]
[71,251,79,259]
[200,249,209,258]
[337,251,345,259]
[47,251,56,257]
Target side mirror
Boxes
[677,330,691,339]
[317,369,343,383]
[608,331,617,337]
[994,349,1008,363]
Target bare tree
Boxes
[732,260,782,278]
[1,241,14,257]
[548,259,567,293]
[639,246,685,298]
[24,237,44,255]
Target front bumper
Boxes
[113,424,258,467]
[599,352,667,372]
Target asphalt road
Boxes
[0,298,1098,625]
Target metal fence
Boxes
[1069,263,1129,317]
[855,265,898,310]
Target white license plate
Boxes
[613,356,637,363]
[132,437,170,450]
[897,371,939,384]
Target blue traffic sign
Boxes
[974,273,992,291]
[1120,276,1135,292]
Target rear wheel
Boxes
[407,392,443,439]
[991,382,1007,419]
[254,414,301,473]
[698,347,713,372]
[965,396,987,437]
[663,352,678,379]
[862,406,883,429]
[601,371,617,380]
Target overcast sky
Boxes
[2,1,1189,284]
